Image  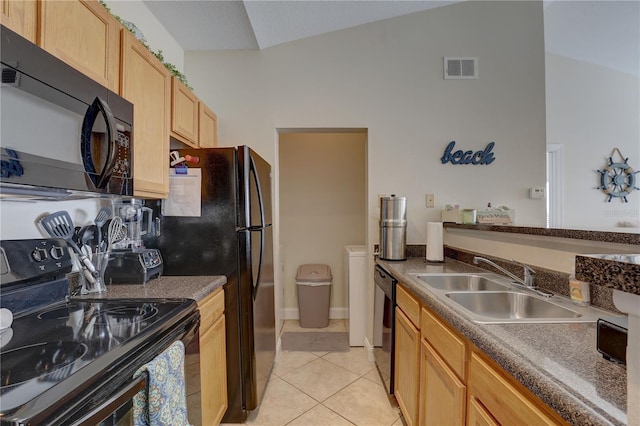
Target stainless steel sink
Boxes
[415,274,509,291]
[408,272,612,323]
[445,291,581,321]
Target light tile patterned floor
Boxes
[223,320,402,426]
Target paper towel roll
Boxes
[426,222,444,262]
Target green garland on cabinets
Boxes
[98,0,192,90]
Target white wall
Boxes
[545,53,640,229]
[185,0,547,340]
[279,132,367,319]
[186,0,547,234]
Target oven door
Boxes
[373,265,397,398]
[74,375,147,425]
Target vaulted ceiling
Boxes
[142,0,638,76]
[142,1,460,50]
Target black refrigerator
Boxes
[145,146,275,423]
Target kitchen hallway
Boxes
[223,320,402,426]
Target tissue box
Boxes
[441,207,461,223]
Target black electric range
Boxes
[0,239,199,425]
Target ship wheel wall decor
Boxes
[596,148,640,202]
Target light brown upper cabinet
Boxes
[39,0,119,92]
[120,29,170,198]
[170,76,199,148]
[198,102,218,148]
[0,0,37,43]
[170,76,219,149]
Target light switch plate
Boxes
[529,187,545,199]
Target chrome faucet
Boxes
[472,256,552,297]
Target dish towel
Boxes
[133,340,191,426]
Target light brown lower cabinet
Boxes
[469,351,566,425]
[419,339,466,426]
[467,397,499,426]
[201,314,227,425]
[394,306,420,426]
[187,289,227,426]
[391,282,568,426]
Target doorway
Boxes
[277,129,367,328]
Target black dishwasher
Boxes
[373,264,397,402]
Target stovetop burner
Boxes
[1,341,88,388]
[37,303,159,323]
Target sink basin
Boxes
[415,274,509,291]
[446,292,581,321]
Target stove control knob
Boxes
[31,248,48,262]
[50,246,65,260]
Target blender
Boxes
[104,199,163,284]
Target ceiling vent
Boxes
[444,57,478,80]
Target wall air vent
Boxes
[444,57,478,80]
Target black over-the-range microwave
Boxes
[0,25,133,198]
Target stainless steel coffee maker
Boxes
[104,199,163,284]
[379,195,407,261]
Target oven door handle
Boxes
[72,374,146,425]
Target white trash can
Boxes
[296,264,332,328]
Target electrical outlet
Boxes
[426,193,435,208]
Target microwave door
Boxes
[81,97,117,189]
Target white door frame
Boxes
[546,143,565,228]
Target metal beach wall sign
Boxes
[441,141,496,165]
[596,147,639,202]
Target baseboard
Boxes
[282,307,348,320]
[364,337,375,362]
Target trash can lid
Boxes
[296,264,332,282]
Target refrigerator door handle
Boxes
[250,155,266,227]
[252,227,265,300]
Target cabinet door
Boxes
[469,351,565,425]
[421,306,466,380]
[120,30,170,198]
[171,76,199,147]
[198,102,218,148]
[39,0,119,92]
[397,284,420,326]
[394,307,420,426]
[0,0,36,42]
[468,397,499,426]
[201,315,227,426]
[419,339,466,426]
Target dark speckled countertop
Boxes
[378,257,627,426]
[75,275,227,302]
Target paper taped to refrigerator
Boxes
[162,169,202,216]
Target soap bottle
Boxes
[568,268,591,306]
